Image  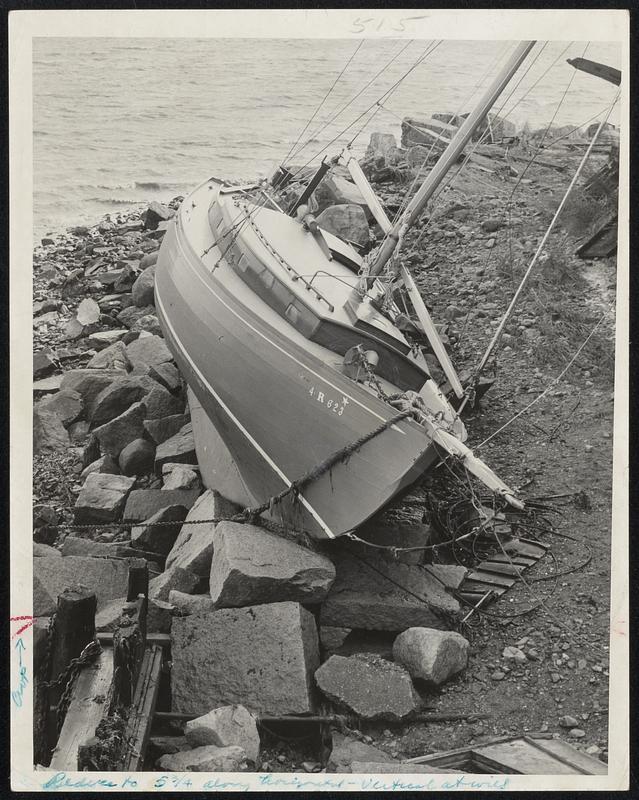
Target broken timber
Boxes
[457,538,550,605]
[404,734,607,775]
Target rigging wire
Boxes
[386,41,515,227]
[281,39,366,169]
[286,40,443,181]
[285,39,417,166]
[475,313,607,449]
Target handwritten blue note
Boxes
[11,638,29,709]
[41,771,511,792]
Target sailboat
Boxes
[155,41,536,539]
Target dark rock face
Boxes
[209,521,336,608]
[123,487,200,522]
[320,554,460,632]
[144,413,191,445]
[149,565,199,602]
[86,340,131,371]
[143,201,174,231]
[166,490,240,577]
[143,385,183,420]
[92,400,147,458]
[118,437,156,476]
[171,602,320,716]
[131,265,156,308]
[73,472,135,523]
[33,351,56,379]
[33,406,70,453]
[33,556,130,615]
[316,204,371,248]
[37,389,84,428]
[149,362,181,392]
[314,653,420,721]
[154,422,197,473]
[117,304,156,329]
[60,369,123,415]
[125,335,172,369]
[131,504,189,555]
[89,376,153,426]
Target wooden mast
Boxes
[366,40,536,282]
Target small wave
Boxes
[134,181,187,191]
[88,197,147,205]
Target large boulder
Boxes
[89,376,155,426]
[143,385,183,420]
[157,745,247,773]
[168,590,215,615]
[125,335,172,369]
[33,556,130,616]
[117,304,155,329]
[33,406,70,454]
[37,388,84,429]
[92,401,147,458]
[144,413,191,445]
[60,369,122,414]
[149,565,199,602]
[33,351,56,379]
[166,490,240,577]
[131,505,189,555]
[149,362,181,392]
[314,175,368,217]
[154,422,197,472]
[86,340,131,371]
[392,627,469,686]
[131,265,156,308]
[320,554,460,632]
[185,705,260,763]
[118,438,156,476]
[123,488,200,523]
[73,473,135,523]
[171,602,319,715]
[209,521,335,608]
[314,653,420,721]
[143,201,174,231]
[316,204,370,248]
[95,596,174,634]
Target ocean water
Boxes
[33,38,621,240]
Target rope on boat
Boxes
[53,409,416,535]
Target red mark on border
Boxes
[11,615,34,639]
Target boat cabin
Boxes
[210,188,430,392]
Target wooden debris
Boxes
[49,647,115,770]
[118,644,163,771]
[404,734,607,774]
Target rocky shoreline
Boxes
[31,122,616,771]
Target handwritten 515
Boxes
[350,15,429,34]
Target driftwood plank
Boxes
[119,645,164,771]
[49,648,114,770]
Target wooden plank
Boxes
[49,649,114,770]
[476,739,578,774]
[477,561,525,578]
[466,569,516,588]
[460,580,507,595]
[120,645,164,771]
[113,596,147,707]
[529,737,607,775]
[488,553,538,567]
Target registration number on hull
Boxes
[309,386,349,416]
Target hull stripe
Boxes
[155,288,336,539]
